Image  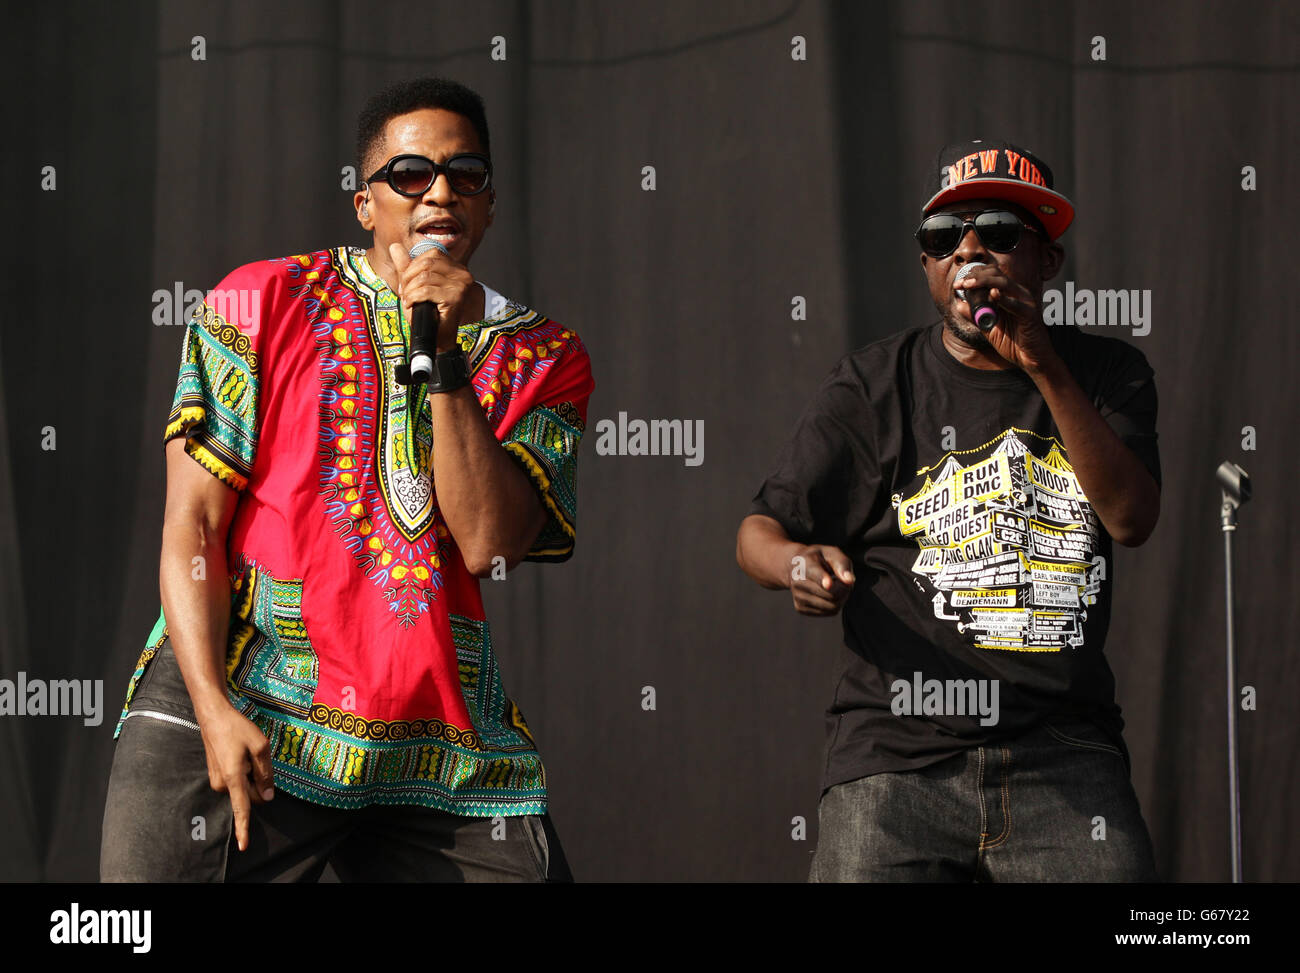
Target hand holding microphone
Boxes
[388,239,476,390]
[405,239,448,385]
[951,261,1060,377]
[953,261,999,332]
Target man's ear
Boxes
[486,192,496,228]
[1040,239,1066,283]
[355,188,372,230]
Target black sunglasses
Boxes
[366,153,492,197]
[915,209,1043,258]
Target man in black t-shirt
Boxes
[737,140,1160,882]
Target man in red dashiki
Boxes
[100,77,593,882]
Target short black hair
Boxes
[355,77,491,178]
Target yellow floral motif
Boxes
[336,435,356,472]
[332,327,355,362]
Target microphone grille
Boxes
[408,240,449,259]
[953,261,988,286]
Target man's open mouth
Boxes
[416,221,462,246]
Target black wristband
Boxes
[426,348,471,394]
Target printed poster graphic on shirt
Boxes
[891,428,1104,652]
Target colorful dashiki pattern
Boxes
[115,247,593,815]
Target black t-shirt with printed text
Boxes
[749,321,1160,792]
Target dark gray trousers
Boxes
[100,639,573,882]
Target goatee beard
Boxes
[943,313,990,349]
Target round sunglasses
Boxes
[366,153,492,197]
[915,209,1042,258]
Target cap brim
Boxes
[923,178,1074,240]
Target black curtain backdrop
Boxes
[2,0,1295,882]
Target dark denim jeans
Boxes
[809,718,1158,882]
[100,638,573,883]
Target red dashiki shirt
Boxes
[115,246,594,816]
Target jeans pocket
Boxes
[516,815,550,881]
[127,639,201,726]
[122,708,202,732]
[1042,719,1125,761]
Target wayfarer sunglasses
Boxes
[915,209,1043,258]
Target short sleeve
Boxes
[1094,344,1161,490]
[493,324,594,562]
[748,356,882,549]
[163,267,268,491]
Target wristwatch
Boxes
[426,348,471,394]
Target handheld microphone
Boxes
[953,262,998,332]
[397,239,449,386]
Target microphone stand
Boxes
[1216,460,1251,883]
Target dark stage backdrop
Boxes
[1,0,1295,882]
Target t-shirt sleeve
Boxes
[163,264,270,491]
[748,355,882,549]
[490,322,594,563]
[1094,342,1161,490]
